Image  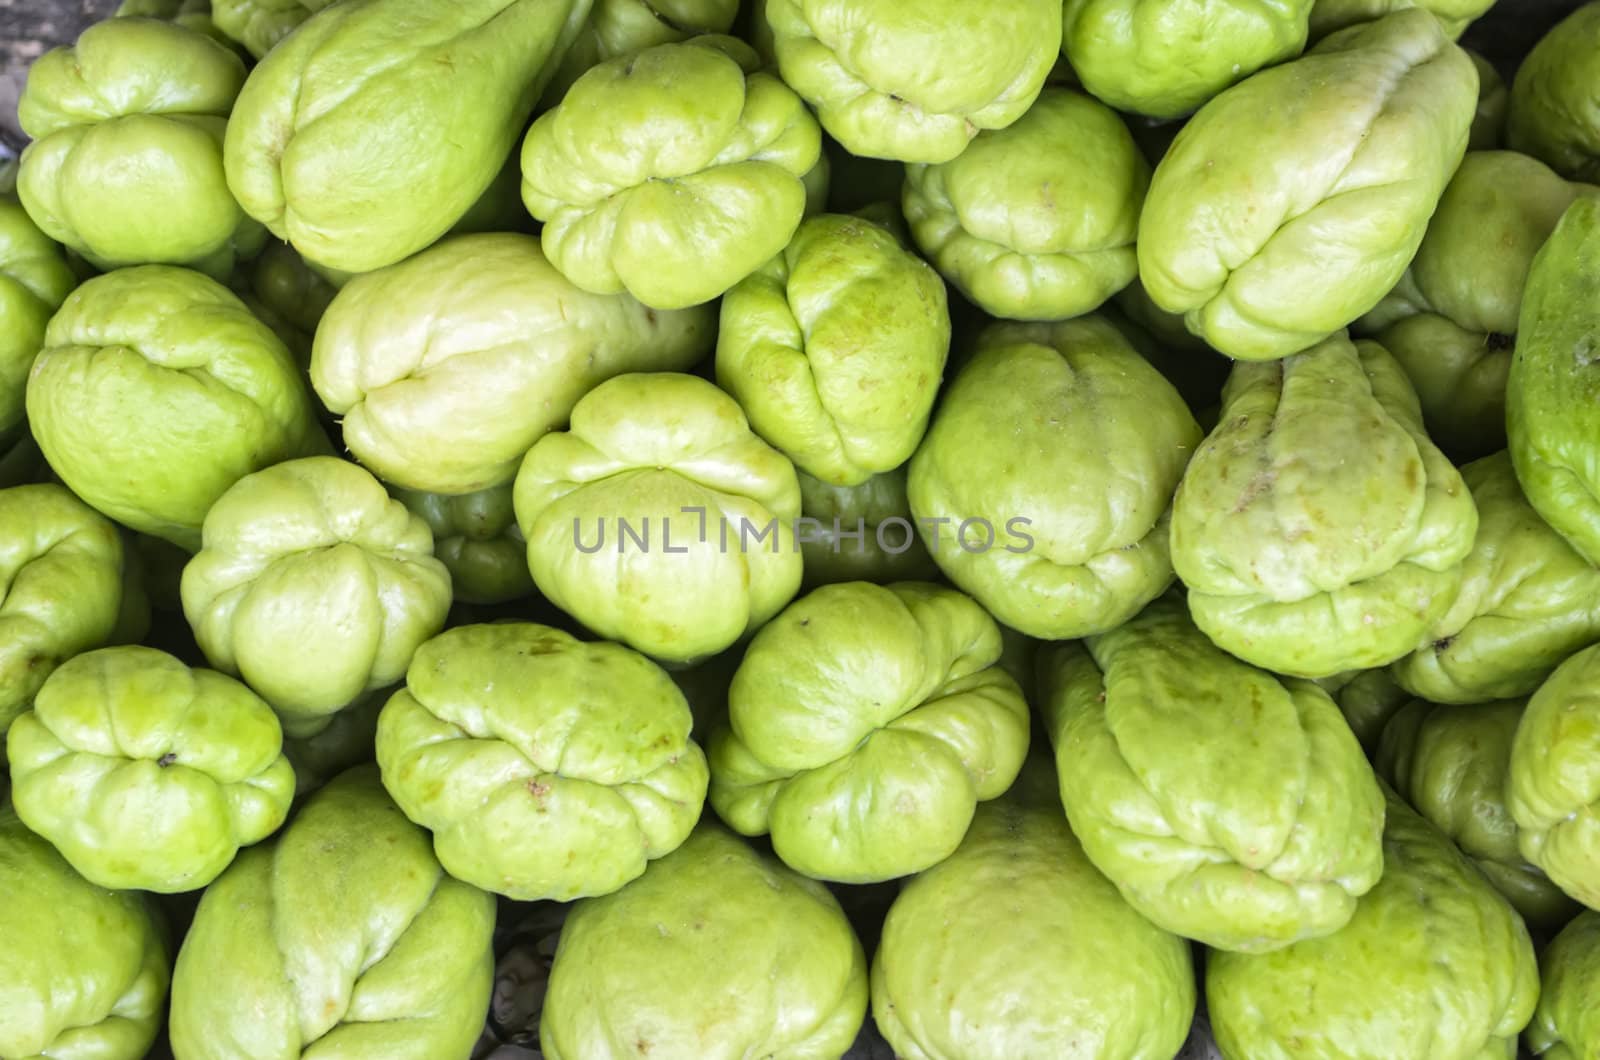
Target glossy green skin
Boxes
[0,807,169,1060]
[312,233,714,494]
[169,766,496,1060]
[1316,667,1411,748]
[717,213,949,486]
[248,240,337,341]
[1062,0,1312,120]
[1308,0,1493,38]
[513,372,803,665]
[394,484,533,605]
[1040,597,1385,952]
[1172,334,1478,678]
[766,0,1060,163]
[225,0,590,274]
[796,467,939,588]
[522,36,820,310]
[709,581,1030,883]
[540,822,868,1059]
[903,88,1148,321]
[1528,911,1600,1059]
[908,316,1200,640]
[180,457,452,737]
[540,0,742,105]
[870,758,1196,1060]
[211,0,332,58]
[1506,197,1600,566]
[17,19,259,275]
[1392,452,1600,705]
[377,623,708,901]
[1378,699,1578,930]
[1138,11,1476,361]
[1209,788,1540,1060]
[0,200,75,446]
[6,645,295,893]
[1509,642,1600,910]
[1507,2,1600,183]
[25,266,326,551]
[1468,50,1508,150]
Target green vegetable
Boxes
[1528,911,1600,1059]
[1507,1,1600,182]
[1467,50,1508,150]
[1316,667,1412,748]
[795,467,939,588]
[210,0,333,58]
[0,195,75,453]
[1308,0,1495,39]
[540,0,743,105]
[393,483,534,605]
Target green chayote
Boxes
[1528,911,1600,1059]
[1138,10,1477,360]
[709,581,1030,883]
[1468,50,1508,150]
[796,467,939,588]
[1171,333,1478,678]
[1507,2,1600,183]
[1040,597,1386,952]
[281,688,384,796]
[0,198,74,450]
[243,240,337,353]
[115,0,238,51]
[394,483,534,605]
[902,88,1149,320]
[6,645,295,893]
[1308,0,1494,38]
[1315,667,1412,748]
[210,0,333,58]
[180,456,452,737]
[717,213,949,485]
[540,0,742,105]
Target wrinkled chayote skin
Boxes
[1528,911,1600,1059]
[513,372,804,665]
[6,645,295,893]
[521,35,820,310]
[1308,0,1494,38]
[1208,787,1540,1059]
[0,198,75,449]
[0,484,150,738]
[17,19,261,275]
[717,213,949,485]
[211,0,333,58]
[1361,151,1597,459]
[871,756,1196,1060]
[540,0,743,105]
[1138,10,1477,361]
[0,807,170,1060]
[1040,597,1386,952]
[709,581,1031,883]
[796,467,939,588]
[909,316,1200,640]
[180,457,453,737]
[765,0,1061,163]
[902,88,1148,321]
[1316,667,1412,748]
[1507,197,1600,567]
[169,766,496,1060]
[1171,333,1478,678]
[394,484,533,605]
[1377,698,1578,930]
[1468,50,1508,150]
[225,0,591,274]
[377,623,709,901]
[1392,451,1600,705]
[1509,642,1600,910]
[312,233,714,495]
[1507,2,1600,183]
[1062,0,1313,120]
[541,822,868,1059]
[25,266,326,551]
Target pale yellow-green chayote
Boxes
[210,0,334,58]
[521,35,820,310]
[870,756,1196,1060]
[312,233,713,495]
[765,0,1061,164]
[1528,911,1600,1059]
[1509,642,1600,910]
[716,213,949,486]
[796,467,939,588]
[1170,332,1478,678]
[169,766,495,1060]
[1468,50,1508,149]
[1208,787,1540,1059]
[1061,0,1312,120]
[1039,597,1386,952]
[1,484,148,738]
[115,0,239,51]
[17,18,262,277]
[902,87,1148,321]
[540,0,742,105]
[1316,667,1412,748]
[224,0,591,274]
[709,581,1030,883]
[1377,698,1578,930]
[908,316,1200,640]
[1507,2,1600,183]
[377,623,709,901]
[1392,451,1600,705]
[6,645,295,893]
[513,372,803,665]
[540,822,868,1059]
[0,806,169,1060]
[1137,10,1477,361]
[25,266,327,551]
[179,457,451,738]
[394,483,533,605]
[1308,0,1494,38]
[0,193,75,450]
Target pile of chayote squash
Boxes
[4,0,1600,1056]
